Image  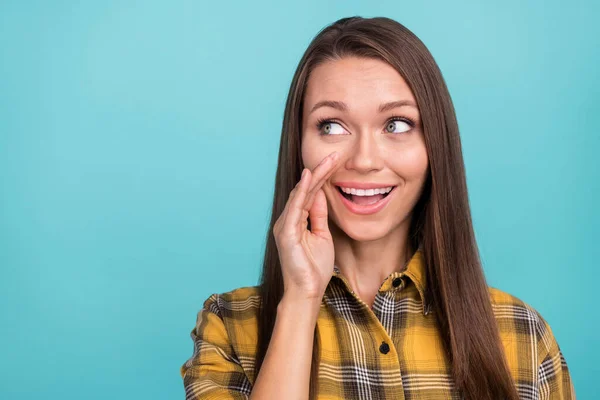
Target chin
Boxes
[333,219,393,242]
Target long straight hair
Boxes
[255,16,520,400]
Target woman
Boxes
[180,16,575,399]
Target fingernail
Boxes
[301,168,308,179]
[330,151,338,160]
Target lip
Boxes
[334,185,397,215]
[333,181,397,190]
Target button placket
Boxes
[379,341,390,354]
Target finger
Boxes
[308,188,330,237]
[305,161,338,211]
[283,168,312,217]
[304,152,340,210]
[303,152,337,204]
[282,168,313,234]
[275,169,311,234]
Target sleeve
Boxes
[534,310,576,400]
[180,293,253,400]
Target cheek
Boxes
[389,145,429,179]
[301,136,331,170]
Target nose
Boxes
[343,131,384,173]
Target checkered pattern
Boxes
[180,249,575,399]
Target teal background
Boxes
[1,0,597,398]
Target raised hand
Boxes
[273,151,340,303]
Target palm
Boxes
[298,225,335,295]
[273,152,340,301]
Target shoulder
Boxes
[195,285,262,358]
[488,287,575,396]
[487,286,560,357]
[184,286,262,384]
[200,285,262,326]
[488,285,530,308]
[488,285,546,325]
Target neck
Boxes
[330,219,413,300]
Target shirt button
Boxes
[392,277,402,287]
[379,341,390,354]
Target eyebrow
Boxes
[309,100,418,115]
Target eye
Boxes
[316,116,416,136]
[385,117,414,134]
[316,118,346,135]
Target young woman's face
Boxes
[301,56,429,242]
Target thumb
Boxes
[308,188,330,237]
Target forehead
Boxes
[303,57,416,111]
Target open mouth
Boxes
[335,185,396,205]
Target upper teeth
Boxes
[340,186,394,196]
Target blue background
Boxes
[1,1,597,398]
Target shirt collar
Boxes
[331,242,430,315]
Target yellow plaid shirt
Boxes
[180,249,575,399]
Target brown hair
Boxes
[255,16,519,400]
